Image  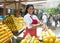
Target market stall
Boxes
[0,0,60,43]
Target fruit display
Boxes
[0,24,13,43]
[42,29,59,43]
[4,15,25,31]
[20,35,41,43]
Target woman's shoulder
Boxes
[24,14,30,18]
[33,15,37,17]
[24,14,28,17]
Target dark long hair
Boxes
[25,4,34,15]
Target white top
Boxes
[52,20,55,26]
[42,14,47,24]
[24,13,39,28]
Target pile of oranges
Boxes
[42,29,59,43]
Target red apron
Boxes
[24,16,38,38]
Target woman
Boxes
[24,4,41,37]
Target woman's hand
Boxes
[30,24,37,29]
[42,24,48,31]
[30,21,43,29]
[32,26,37,29]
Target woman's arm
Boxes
[30,23,42,29]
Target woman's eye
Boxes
[30,9,34,10]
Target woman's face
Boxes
[27,6,34,15]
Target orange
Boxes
[43,38,48,43]
[54,39,59,43]
[49,38,53,43]
[47,29,52,35]
[50,34,56,41]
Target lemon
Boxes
[34,39,40,43]
[43,38,48,43]
[49,38,53,43]
[54,39,59,43]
